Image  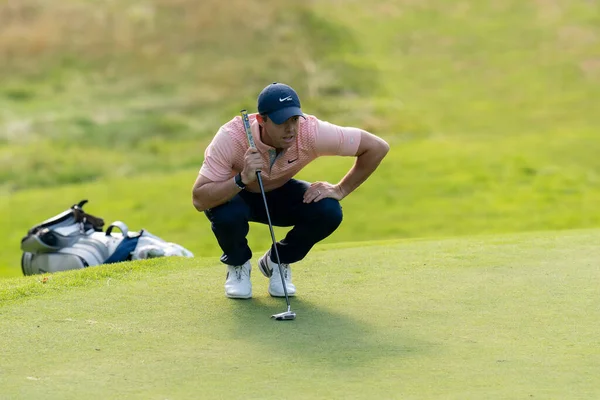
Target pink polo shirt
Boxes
[199,113,362,192]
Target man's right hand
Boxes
[241,147,263,184]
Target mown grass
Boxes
[1,0,600,278]
[1,230,599,399]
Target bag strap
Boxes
[106,221,129,237]
[104,236,140,264]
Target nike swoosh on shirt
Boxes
[279,96,293,102]
[287,158,298,163]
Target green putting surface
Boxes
[1,229,598,399]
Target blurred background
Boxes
[1,0,599,278]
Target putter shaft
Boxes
[240,110,295,320]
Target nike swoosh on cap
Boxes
[279,96,293,102]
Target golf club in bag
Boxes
[241,110,296,321]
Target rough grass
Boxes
[3,141,600,279]
[2,0,598,189]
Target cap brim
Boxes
[268,106,304,125]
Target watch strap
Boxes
[234,173,246,190]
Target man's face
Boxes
[260,115,300,149]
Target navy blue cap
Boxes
[257,83,304,125]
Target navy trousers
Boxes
[204,179,343,266]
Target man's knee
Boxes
[313,198,343,229]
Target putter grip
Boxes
[240,110,256,148]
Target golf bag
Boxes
[20,200,193,276]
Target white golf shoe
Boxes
[224,260,252,299]
[258,251,296,297]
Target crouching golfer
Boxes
[192,82,389,299]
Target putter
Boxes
[241,110,296,321]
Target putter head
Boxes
[271,311,296,321]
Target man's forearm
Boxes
[193,177,242,212]
[337,144,389,199]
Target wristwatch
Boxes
[234,173,246,190]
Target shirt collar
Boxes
[251,116,280,153]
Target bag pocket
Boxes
[21,253,87,276]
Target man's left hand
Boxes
[303,182,345,203]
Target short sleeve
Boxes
[199,129,235,181]
[315,119,362,156]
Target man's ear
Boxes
[256,114,265,126]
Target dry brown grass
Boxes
[0,0,283,76]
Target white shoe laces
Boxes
[230,265,249,282]
[274,263,291,281]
